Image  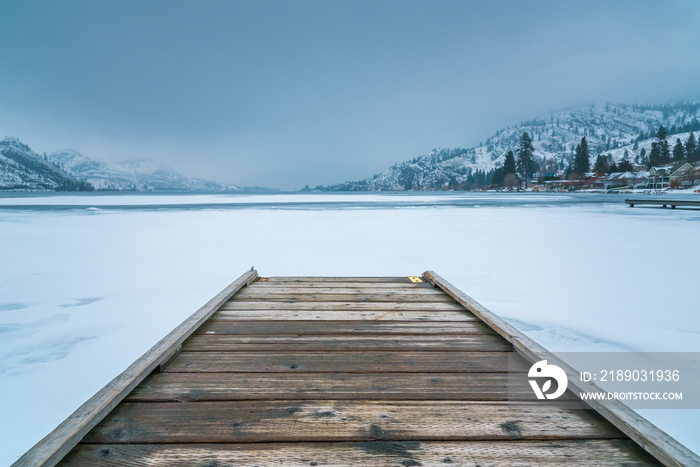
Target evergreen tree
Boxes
[649,142,661,167]
[685,132,697,163]
[609,161,619,173]
[672,138,686,162]
[660,140,671,164]
[640,147,647,165]
[619,158,633,172]
[656,125,667,141]
[503,150,516,176]
[593,155,609,174]
[516,132,534,188]
[492,167,505,187]
[656,125,671,164]
[572,137,590,177]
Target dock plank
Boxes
[195,320,495,335]
[212,309,476,321]
[61,440,658,466]
[82,400,624,444]
[263,276,414,283]
[230,291,457,302]
[182,333,511,351]
[220,300,466,311]
[243,286,445,294]
[126,372,544,402]
[163,351,527,373]
[252,281,435,289]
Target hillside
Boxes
[47,149,238,192]
[0,137,241,192]
[326,103,700,190]
[0,138,93,191]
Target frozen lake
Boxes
[1,192,699,464]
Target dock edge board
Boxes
[12,269,259,467]
[423,270,700,467]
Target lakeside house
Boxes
[598,171,650,190]
[669,162,700,188]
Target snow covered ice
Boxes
[1,192,699,464]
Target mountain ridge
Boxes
[322,102,700,191]
[0,137,242,192]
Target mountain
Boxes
[0,137,94,191]
[0,136,241,192]
[325,102,700,190]
[47,149,238,192]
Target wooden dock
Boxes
[626,198,700,209]
[14,271,698,466]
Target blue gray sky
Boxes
[1,0,699,189]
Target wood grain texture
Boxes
[220,300,466,311]
[252,281,435,289]
[212,309,476,321]
[81,400,625,444]
[230,291,457,302]
[263,276,415,283]
[182,333,511,351]
[242,286,445,294]
[125,372,554,402]
[163,351,526,373]
[61,440,659,466]
[11,270,259,467]
[195,320,495,335]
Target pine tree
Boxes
[619,158,633,172]
[660,140,671,164]
[609,161,619,173]
[685,132,697,163]
[593,155,609,174]
[655,125,671,164]
[503,150,516,176]
[672,138,686,162]
[572,137,590,177]
[649,142,661,168]
[516,132,534,188]
[656,125,667,141]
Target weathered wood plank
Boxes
[252,281,435,289]
[195,320,495,335]
[263,276,414,283]
[163,351,527,373]
[212,309,476,321]
[243,286,445,294]
[424,270,699,467]
[182,333,511,351]
[230,291,457,302]
[220,300,466,311]
[62,440,659,466]
[11,270,259,467]
[81,400,625,444]
[125,372,552,402]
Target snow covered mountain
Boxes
[327,102,700,190]
[0,137,240,192]
[47,149,238,192]
[0,138,93,191]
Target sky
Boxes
[1,0,699,189]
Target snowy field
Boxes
[1,192,699,464]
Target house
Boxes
[669,162,700,188]
[598,171,648,190]
[647,165,675,189]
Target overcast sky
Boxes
[1,0,699,189]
